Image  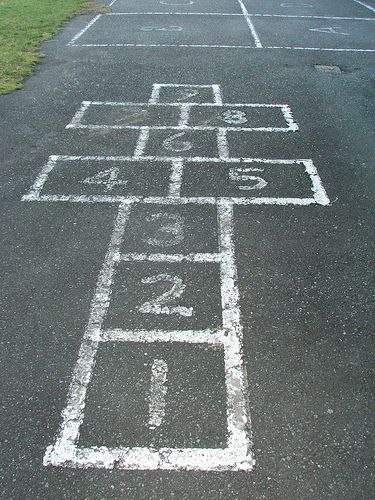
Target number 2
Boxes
[138,273,193,317]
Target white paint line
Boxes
[118,252,222,262]
[106,12,244,16]
[303,160,330,205]
[70,43,375,51]
[133,127,150,158]
[237,0,262,48]
[281,105,299,131]
[22,156,58,200]
[212,84,224,105]
[169,159,184,197]
[47,446,255,471]
[108,0,118,5]
[71,124,299,131]
[149,84,162,104]
[217,201,253,462]
[82,101,293,107]
[68,14,102,45]
[149,359,168,429]
[101,329,224,345]
[44,203,133,466]
[251,13,375,20]
[267,46,375,52]
[105,12,375,20]
[31,195,321,206]
[66,101,91,128]
[178,104,191,126]
[353,0,375,13]
[217,129,230,159]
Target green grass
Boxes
[0,0,93,94]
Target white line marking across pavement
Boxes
[353,0,375,13]
[237,0,262,47]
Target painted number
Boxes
[142,212,184,248]
[177,89,199,101]
[221,110,248,125]
[309,27,349,35]
[163,132,192,152]
[81,167,128,192]
[138,273,193,317]
[140,26,183,32]
[229,167,268,191]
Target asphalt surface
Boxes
[1,0,374,498]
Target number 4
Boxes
[81,167,128,192]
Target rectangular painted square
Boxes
[103,262,222,331]
[252,17,375,49]
[120,204,219,254]
[242,0,375,17]
[71,14,256,47]
[110,0,242,14]
[141,129,220,158]
[76,103,181,128]
[181,160,318,200]
[152,85,221,105]
[188,105,294,130]
[34,158,172,199]
[78,342,228,449]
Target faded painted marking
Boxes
[81,167,128,192]
[309,26,350,35]
[163,132,192,152]
[221,110,248,125]
[138,273,193,317]
[280,2,313,6]
[142,212,185,247]
[160,0,194,4]
[140,26,183,32]
[229,167,268,191]
[169,160,184,197]
[149,359,168,429]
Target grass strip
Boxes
[0,0,96,94]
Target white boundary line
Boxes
[70,43,375,51]
[105,12,375,20]
[353,0,375,13]
[101,329,224,344]
[237,0,262,48]
[68,14,102,46]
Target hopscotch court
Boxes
[68,0,375,52]
[23,83,330,471]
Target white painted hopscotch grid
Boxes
[67,0,375,52]
[23,84,330,471]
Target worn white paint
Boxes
[217,128,230,159]
[149,359,168,429]
[169,160,184,197]
[237,0,263,47]
[309,26,350,35]
[140,25,183,32]
[68,14,102,45]
[138,273,193,317]
[353,0,375,13]
[133,127,150,158]
[142,212,185,248]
